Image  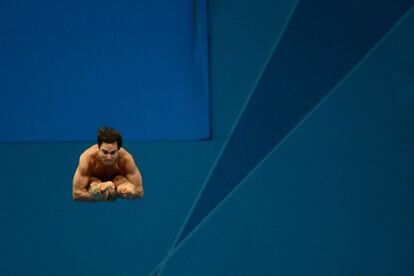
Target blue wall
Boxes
[1,0,414,275]
[0,0,209,141]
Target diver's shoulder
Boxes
[119,147,131,156]
[80,144,99,160]
[119,147,134,162]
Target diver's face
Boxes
[99,142,119,166]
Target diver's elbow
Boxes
[72,190,84,201]
[135,189,144,199]
[72,193,80,201]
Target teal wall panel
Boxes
[1,1,413,275]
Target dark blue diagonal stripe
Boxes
[175,0,414,246]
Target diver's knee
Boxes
[113,175,125,182]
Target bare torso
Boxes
[81,144,130,181]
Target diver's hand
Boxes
[100,181,116,193]
[90,182,115,201]
[117,183,136,199]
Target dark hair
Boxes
[97,126,123,149]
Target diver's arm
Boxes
[117,154,143,199]
[125,164,143,199]
[72,157,106,201]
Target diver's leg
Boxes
[113,175,136,199]
[112,175,130,188]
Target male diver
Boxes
[72,126,143,201]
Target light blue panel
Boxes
[177,0,414,249]
[0,0,209,141]
[0,140,221,275]
[160,6,414,275]
[208,0,297,139]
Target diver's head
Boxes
[97,126,122,166]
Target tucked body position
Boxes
[73,127,143,201]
